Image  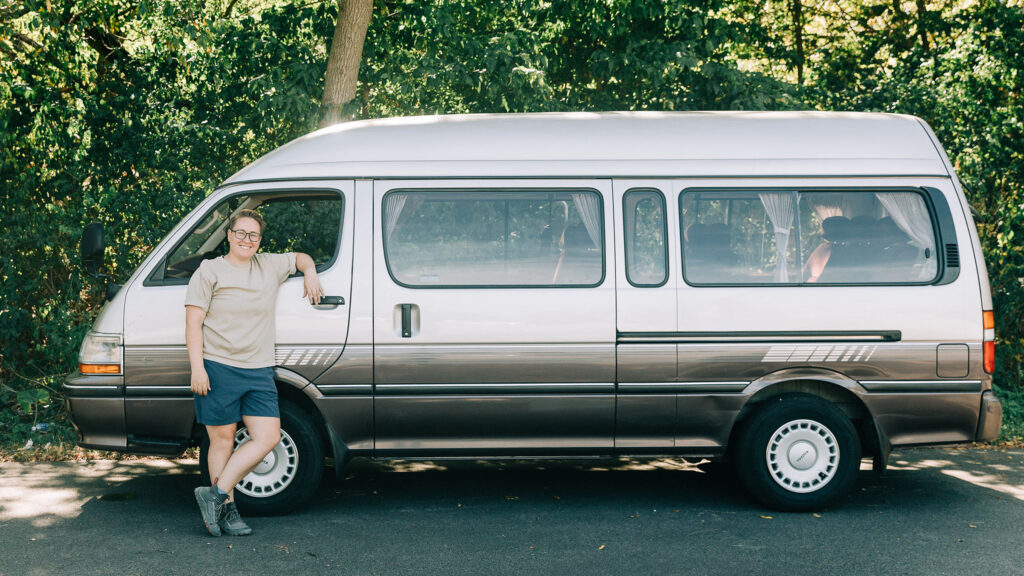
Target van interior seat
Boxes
[684,223,735,279]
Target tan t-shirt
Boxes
[184,252,297,368]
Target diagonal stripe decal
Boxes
[762,345,878,363]
[274,346,343,367]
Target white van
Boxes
[66,112,1002,512]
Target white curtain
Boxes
[384,194,424,244]
[384,194,406,244]
[571,192,602,249]
[875,192,937,280]
[759,192,795,282]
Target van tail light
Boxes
[982,311,995,374]
[78,332,123,375]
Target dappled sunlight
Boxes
[0,484,88,524]
[377,461,450,474]
[603,458,704,472]
[0,460,197,525]
[941,469,1024,501]
[888,451,1024,502]
[359,457,708,477]
[889,458,957,471]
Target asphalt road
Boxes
[1,448,1022,576]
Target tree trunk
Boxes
[791,0,804,85]
[319,0,374,127]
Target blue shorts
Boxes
[194,359,279,426]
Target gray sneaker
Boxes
[218,501,253,536]
[194,486,228,537]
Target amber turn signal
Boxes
[80,363,121,375]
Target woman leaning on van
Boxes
[185,209,323,537]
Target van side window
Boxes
[157,193,343,284]
[680,190,939,285]
[258,197,342,265]
[383,190,604,287]
[623,189,668,287]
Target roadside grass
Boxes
[0,431,199,463]
[993,382,1024,448]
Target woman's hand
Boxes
[295,252,324,305]
[303,271,324,305]
[191,366,211,396]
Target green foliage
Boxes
[16,388,49,414]
[0,0,333,443]
[361,0,795,114]
[538,0,796,111]
[2,0,1022,448]
[993,382,1024,444]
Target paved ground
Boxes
[1,447,1022,576]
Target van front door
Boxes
[372,179,616,455]
[612,180,679,450]
[121,183,354,444]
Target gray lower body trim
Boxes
[317,384,373,396]
[859,380,982,393]
[619,330,901,343]
[124,385,193,397]
[618,382,749,393]
[375,383,615,395]
[64,384,124,398]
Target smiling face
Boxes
[226,216,262,263]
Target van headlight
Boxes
[78,332,122,375]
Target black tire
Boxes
[199,400,324,516]
[735,393,861,512]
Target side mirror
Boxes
[80,222,120,301]
[81,222,105,274]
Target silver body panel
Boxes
[64,113,1000,462]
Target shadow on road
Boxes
[1,448,1021,575]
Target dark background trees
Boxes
[1,0,1021,449]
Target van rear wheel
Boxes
[736,394,861,511]
[199,400,324,516]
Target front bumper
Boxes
[64,372,127,451]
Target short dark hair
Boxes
[229,209,266,234]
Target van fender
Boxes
[745,366,867,398]
[272,367,352,479]
[737,367,890,471]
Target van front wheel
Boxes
[736,394,861,511]
[199,400,324,516]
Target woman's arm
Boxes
[295,252,324,305]
[185,305,210,396]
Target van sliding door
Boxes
[372,179,616,455]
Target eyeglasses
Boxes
[229,229,262,242]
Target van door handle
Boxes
[401,303,412,338]
[313,295,345,309]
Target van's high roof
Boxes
[224,111,950,184]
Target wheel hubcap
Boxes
[766,419,839,493]
[233,427,298,498]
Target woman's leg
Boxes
[214,415,281,498]
[205,423,237,497]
